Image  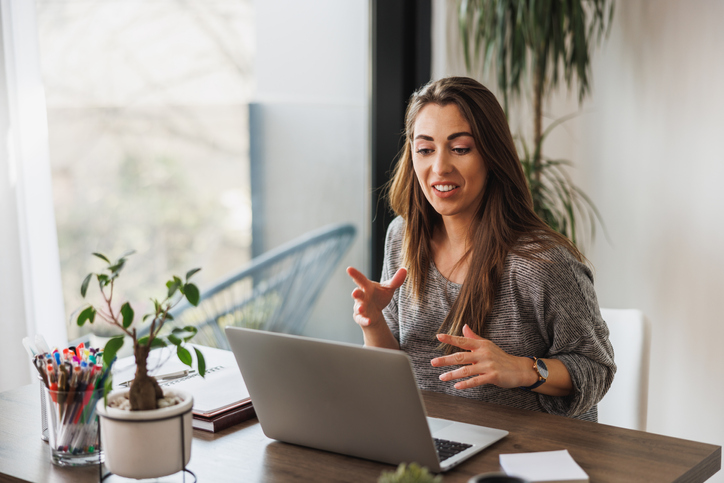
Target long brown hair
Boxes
[387,77,583,354]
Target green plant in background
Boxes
[77,250,206,410]
[378,463,443,483]
[458,0,614,246]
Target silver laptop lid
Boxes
[225,327,441,469]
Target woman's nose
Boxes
[432,151,453,175]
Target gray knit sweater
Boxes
[381,217,616,421]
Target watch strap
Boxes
[519,356,546,391]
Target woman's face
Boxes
[411,103,487,224]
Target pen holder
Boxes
[43,385,105,466]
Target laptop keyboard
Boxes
[434,438,473,462]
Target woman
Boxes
[347,77,615,421]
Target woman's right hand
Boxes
[346,266,407,329]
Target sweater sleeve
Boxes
[381,217,405,342]
[511,247,616,418]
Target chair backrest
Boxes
[597,308,651,431]
[165,223,356,350]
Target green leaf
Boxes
[166,279,181,298]
[77,306,96,326]
[184,283,200,306]
[172,326,197,342]
[194,347,206,377]
[108,258,126,279]
[138,336,167,349]
[103,336,125,366]
[92,252,110,264]
[97,274,109,287]
[150,337,167,348]
[80,273,93,298]
[177,345,192,367]
[168,333,182,346]
[120,302,134,329]
[185,268,201,281]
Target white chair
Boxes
[597,308,651,431]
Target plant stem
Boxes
[533,61,544,186]
[99,278,134,338]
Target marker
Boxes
[57,368,68,419]
[73,364,90,424]
[46,365,56,384]
[69,365,81,389]
[63,365,81,425]
[77,365,100,424]
[46,354,59,375]
[59,365,68,391]
[47,364,57,402]
[33,355,48,386]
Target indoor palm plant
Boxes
[76,250,206,478]
[458,0,614,246]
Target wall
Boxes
[570,0,724,456]
[435,0,724,476]
[253,0,369,344]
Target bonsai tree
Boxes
[458,0,614,246]
[76,250,206,410]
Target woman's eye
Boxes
[416,148,433,155]
[452,147,471,155]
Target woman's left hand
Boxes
[431,324,536,390]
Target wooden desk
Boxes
[0,383,720,482]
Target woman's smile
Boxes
[432,183,460,197]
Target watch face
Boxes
[536,359,549,379]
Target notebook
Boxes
[225,327,508,472]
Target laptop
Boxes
[225,327,508,472]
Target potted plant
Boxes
[76,250,206,478]
[378,463,442,483]
[457,0,614,247]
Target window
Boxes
[35,0,255,339]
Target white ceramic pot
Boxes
[96,388,193,479]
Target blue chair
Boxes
[165,223,356,350]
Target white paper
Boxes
[499,449,588,483]
[112,344,250,415]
